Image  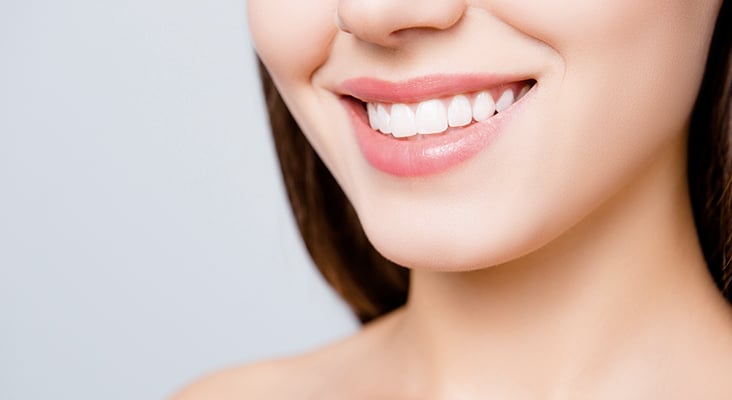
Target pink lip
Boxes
[340,75,534,177]
[340,74,529,103]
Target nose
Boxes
[337,0,466,47]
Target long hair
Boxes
[689,1,732,296]
[260,2,731,325]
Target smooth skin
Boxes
[176,1,732,398]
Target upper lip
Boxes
[338,74,533,104]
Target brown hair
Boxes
[689,1,732,297]
[260,2,731,325]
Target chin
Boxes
[355,201,557,272]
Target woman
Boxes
[177,0,732,398]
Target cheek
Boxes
[248,0,336,81]
[490,0,711,47]
[493,0,718,89]
[497,0,718,169]
[248,0,348,182]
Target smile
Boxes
[339,75,536,177]
[366,82,532,138]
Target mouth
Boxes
[359,80,534,139]
[339,75,537,177]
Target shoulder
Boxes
[170,356,309,400]
[171,310,403,400]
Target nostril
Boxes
[389,26,451,42]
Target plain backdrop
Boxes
[0,1,358,398]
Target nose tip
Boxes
[337,0,466,48]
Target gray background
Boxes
[0,1,358,398]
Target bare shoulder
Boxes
[170,356,307,400]
[171,310,403,400]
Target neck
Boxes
[391,135,732,396]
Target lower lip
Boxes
[344,93,529,177]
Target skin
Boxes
[175,1,732,398]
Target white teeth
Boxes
[416,99,448,134]
[472,91,496,122]
[367,103,378,130]
[376,104,391,134]
[390,104,417,138]
[365,82,532,137]
[448,95,472,127]
[495,89,515,113]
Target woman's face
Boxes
[248,1,721,270]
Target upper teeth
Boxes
[366,84,530,138]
